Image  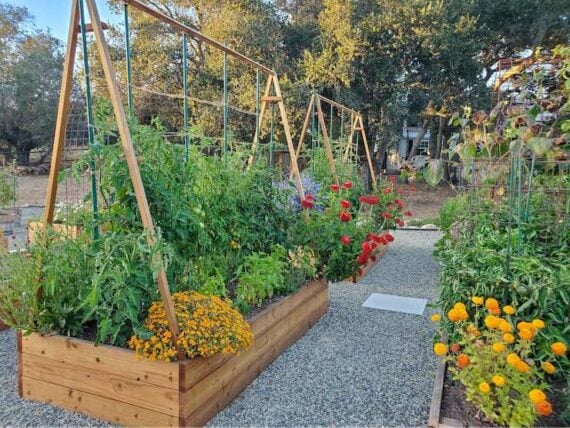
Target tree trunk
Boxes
[435,115,445,159]
[407,117,430,160]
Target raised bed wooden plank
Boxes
[182,285,328,419]
[428,358,447,427]
[21,376,178,427]
[21,333,178,390]
[345,244,389,283]
[22,353,179,416]
[183,289,328,426]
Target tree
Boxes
[0,3,63,164]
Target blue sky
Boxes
[6,0,122,41]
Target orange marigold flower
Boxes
[485,298,500,310]
[517,321,536,334]
[535,401,553,417]
[479,382,491,394]
[484,315,501,329]
[447,308,460,322]
[492,343,506,353]
[503,333,515,344]
[551,342,567,356]
[434,343,448,356]
[506,353,520,366]
[502,305,515,315]
[529,389,546,404]
[532,319,545,329]
[492,375,505,387]
[541,361,556,375]
[499,321,513,333]
[454,302,467,312]
[519,328,534,341]
[515,360,530,373]
[457,353,470,368]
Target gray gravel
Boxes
[0,230,441,427]
[209,230,442,427]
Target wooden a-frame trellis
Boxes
[43,0,305,356]
[295,94,377,189]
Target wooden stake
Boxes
[295,94,315,159]
[272,75,305,199]
[315,97,339,186]
[343,114,357,162]
[248,74,273,167]
[43,0,80,224]
[84,0,181,351]
[357,115,377,190]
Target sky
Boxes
[6,0,122,41]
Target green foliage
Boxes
[439,194,469,231]
[0,174,14,207]
[236,245,289,309]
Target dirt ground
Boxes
[394,182,458,221]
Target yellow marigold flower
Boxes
[529,389,546,404]
[517,321,536,334]
[454,302,466,312]
[479,382,491,394]
[515,360,530,373]
[502,305,515,315]
[471,296,484,305]
[541,361,556,375]
[518,328,534,341]
[492,343,506,353]
[492,375,505,387]
[434,343,448,356]
[551,342,567,356]
[506,353,520,366]
[447,308,459,322]
[430,314,441,322]
[484,315,501,329]
[530,319,545,329]
[503,333,515,344]
[499,321,513,333]
[485,298,500,310]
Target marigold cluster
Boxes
[129,291,253,362]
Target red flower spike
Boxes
[305,194,315,202]
[382,212,392,220]
[362,242,372,254]
[339,211,352,222]
[330,184,341,192]
[370,255,377,262]
[396,218,404,227]
[387,203,395,211]
[394,199,404,209]
[360,195,379,205]
[385,233,395,242]
[342,181,353,189]
[341,235,351,245]
[301,196,314,209]
[383,188,392,195]
[370,242,378,250]
[340,200,351,209]
[357,254,369,265]
[404,210,412,217]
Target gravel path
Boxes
[0,230,441,427]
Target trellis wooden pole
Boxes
[43,0,80,224]
[315,97,339,185]
[248,74,273,167]
[84,0,181,350]
[295,93,315,159]
[343,113,357,162]
[272,75,305,199]
[356,114,377,190]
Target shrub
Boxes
[129,291,253,361]
[433,297,568,426]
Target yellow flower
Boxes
[503,333,515,344]
[532,319,545,329]
[518,328,534,341]
[485,298,500,310]
[492,343,506,353]
[517,321,536,334]
[434,343,448,356]
[502,305,515,315]
[471,296,483,306]
[541,361,556,375]
[454,302,467,312]
[551,342,567,356]
[447,308,468,322]
[430,314,441,322]
[484,315,501,329]
[479,382,491,394]
[498,321,513,333]
[529,389,546,404]
[492,375,505,387]
[506,353,520,366]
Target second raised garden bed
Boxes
[19,277,328,427]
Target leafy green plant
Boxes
[0,174,15,207]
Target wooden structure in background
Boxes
[19,278,329,427]
[296,94,377,189]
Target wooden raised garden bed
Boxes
[18,277,329,427]
[345,243,389,283]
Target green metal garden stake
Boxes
[79,0,99,240]
[183,33,189,161]
[223,44,228,158]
